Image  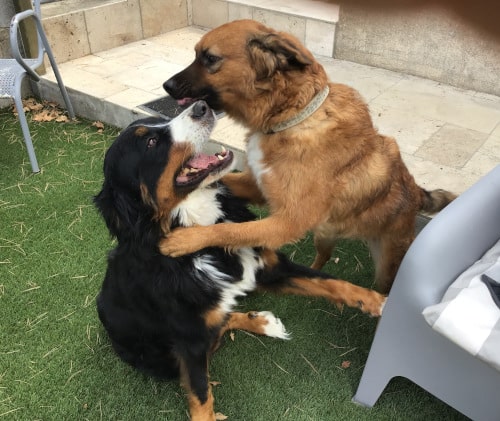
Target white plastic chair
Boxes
[0,0,74,173]
[353,165,500,421]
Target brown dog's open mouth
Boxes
[176,147,233,187]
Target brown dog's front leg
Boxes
[159,215,307,257]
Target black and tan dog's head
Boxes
[94,101,233,241]
[163,20,326,130]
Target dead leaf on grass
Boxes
[209,381,222,387]
[341,360,351,369]
[229,331,235,341]
[13,98,71,123]
[92,121,105,133]
[215,412,228,420]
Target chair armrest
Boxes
[10,9,45,82]
[389,165,500,309]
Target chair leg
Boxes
[40,32,75,120]
[352,368,392,408]
[13,94,40,173]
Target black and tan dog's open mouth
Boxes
[175,146,233,187]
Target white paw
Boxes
[258,311,291,340]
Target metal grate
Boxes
[139,95,224,119]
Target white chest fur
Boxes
[171,188,224,227]
[247,133,270,190]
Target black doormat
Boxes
[139,96,224,119]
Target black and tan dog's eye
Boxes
[147,137,158,148]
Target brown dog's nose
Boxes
[192,101,208,119]
[163,78,176,95]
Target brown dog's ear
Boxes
[248,32,313,80]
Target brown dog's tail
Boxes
[420,188,457,214]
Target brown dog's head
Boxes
[163,20,327,131]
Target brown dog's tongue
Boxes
[177,98,195,106]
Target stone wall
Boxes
[334,4,500,95]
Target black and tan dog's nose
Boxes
[191,101,209,119]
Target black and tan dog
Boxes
[161,19,456,293]
[94,101,385,421]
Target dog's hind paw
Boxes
[256,311,291,340]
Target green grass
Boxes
[0,105,468,420]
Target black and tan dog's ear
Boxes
[94,184,131,240]
[248,32,313,79]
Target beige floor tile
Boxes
[373,77,500,133]
[212,118,248,152]
[139,0,188,38]
[253,9,306,42]
[43,12,90,63]
[44,65,126,99]
[106,87,160,110]
[228,3,253,21]
[191,0,228,28]
[415,124,488,169]
[85,0,143,53]
[464,134,500,175]
[370,103,444,155]
[305,19,335,57]
[320,58,403,102]
[402,153,480,194]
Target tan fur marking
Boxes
[260,248,280,268]
[154,143,194,227]
[134,126,148,137]
[204,308,226,329]
[218,312,271,337]
[178,359,215,421]
[187,392,215,421]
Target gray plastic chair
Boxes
[353,165,500,421]
[0,0,74,173]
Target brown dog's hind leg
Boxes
[310,231,337,270]
[368,232,413,294]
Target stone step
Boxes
[41,0,188,64]
[193,0,339,57]
[40,0,338,65]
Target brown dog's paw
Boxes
[158,226,208,257]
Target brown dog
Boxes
[161,19,456,293]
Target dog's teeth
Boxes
[217,154,225,161]
[221,146,226,155]
[188,168,200,173]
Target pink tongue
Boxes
[187,154,219,169]
[177,97,194,106]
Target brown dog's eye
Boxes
[202,51,221,67]
[147,137,158,148]
[206,54,220,64]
